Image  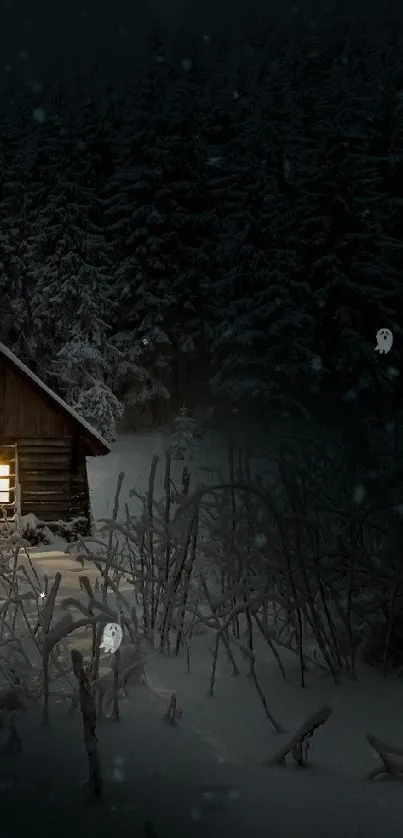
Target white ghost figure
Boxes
[375,328,393,355]
[100,622,123,654]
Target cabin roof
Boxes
[0,342,111,456]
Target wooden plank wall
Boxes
[17,438,89,523]
[0,358,93,527]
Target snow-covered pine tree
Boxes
[102,32,214,417]
[0,84,36,355]
[290,17,403,428]
[169,406,200,460]
[208,24,307,415]
[22,95,121,439]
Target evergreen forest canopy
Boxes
[0,0,402,452]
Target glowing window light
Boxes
[0,464,10,503]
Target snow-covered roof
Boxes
[0,342,110,456]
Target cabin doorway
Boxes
[0,444,20,519]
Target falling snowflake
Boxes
[254,533,267,549]
[111,756,125,783]
[232,90,239,100]
[283,158,294,182]
[31,80,43,92]
[18,49,28,60]
[206,156,224,168]
[202,34,210,42]
[353,485,365,504]
[155,55,165,64]
[310,356,322,372]
[32,108,46,123]
[181,58,193,71]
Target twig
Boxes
[71,648,103,798]
[41,572,62,725]
[209,631,221,697]
[162,692,181,726]
[111,648,120,721]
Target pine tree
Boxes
[0,86,36,354]
[23,93,121,438]
[169,406,200,460]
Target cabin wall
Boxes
[7,438,90,526]
[0,357,97,531]
[0,363,71,437]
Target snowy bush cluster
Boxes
[0,4,402,441]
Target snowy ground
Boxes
[4,685,403,838]
[86,425,276,521]
[5,431,403,837]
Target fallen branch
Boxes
[366,733,403,780]
[267,705,333,766]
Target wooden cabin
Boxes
[0,342,110,533]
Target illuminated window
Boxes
[0,464,10,503]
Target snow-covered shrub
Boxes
[74,383,123,441]
[19,513,43,545]
[169,407,202,460]
[8,513,89,545]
